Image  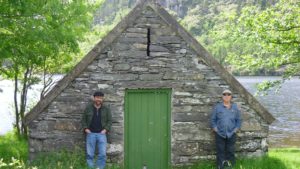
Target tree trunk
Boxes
[13,67,20,136]
[20,67,32,137]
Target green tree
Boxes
[180,0,298,94]
[226,0,300,93]
[0,0,103,136]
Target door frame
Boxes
[124,88,171,169]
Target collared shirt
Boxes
[210,102,242,138]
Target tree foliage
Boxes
[0,0,103,136]
[179,0,299,93]
[226,0,300,93]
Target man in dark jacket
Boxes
[211,89,242,169]
[81,91,112,169]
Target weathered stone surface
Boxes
[163,72,178,80]
[113,43,131,51]
[238,140,261,151]
[241,121,262,131]
[118,51,147,57]
[238,150,265,157]
[124,32,147,38]
[34,121,55,131]
[181,98,204,105]
[151,35,182,44]
[139,74,163,81]
[150,45,170,52]
[238,131,268,138]
[91,73,138,81]
[126,28,147,33]
[173,112,209,122]
[179,49,187,54]
[135,23,161,28]
[118,37,147,43]
[173,105,193,112]
[107,144,123,155]
[174,92,193,97]
[133,43,147,50]
[152,27,174,36]
[54,121,79,131]
[98,60,111,69]
[104,95,123,102]
[173,142,199,155]
[114,63,131,71]
[173,122,212,141]
[97,84,112,89]
[131,66,148,72]
[177,74,205,80]
[29,139,43,152]
[150,52,171,57]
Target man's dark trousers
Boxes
[215,133,236,169]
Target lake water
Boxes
[0,76,299,148]
[237,76,300,148]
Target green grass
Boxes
[0,131,28,162]
[172,148,300,169]
[1,132,299,169]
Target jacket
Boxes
[210,102,242,138]
[81,103,112,142]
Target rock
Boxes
[97,84,112,89]
[107,144,123,155]
[126,28,147,33]
[114,63,131,71]
[133,43,147,50]
[174,92,193,96]
[54,121,79,131]
[242,121,262,131]
[124,33,147,38]
[173,142,199,155]
[150,45,170,52]
[139,74,162,81]
[131,66,148,72]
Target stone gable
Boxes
[27,2,273,167]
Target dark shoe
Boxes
[223,160,232,169]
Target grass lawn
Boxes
[0,132,299,169]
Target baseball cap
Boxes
[222,89,232,94]
[93,91,104,97]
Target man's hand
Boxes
[101,129,107,134]
[85,128,91,134]
[213,127,218,132]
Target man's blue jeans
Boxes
[215,133,236,169]
[86,133,107,169]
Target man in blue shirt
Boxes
[211,89,242,169]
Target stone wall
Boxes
[28,6,269,166]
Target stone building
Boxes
[24,0,275,168]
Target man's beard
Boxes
[95,101,102,106]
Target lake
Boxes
[0,76,299,148]
[237,76,300,148]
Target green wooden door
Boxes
[125,89,171,169]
